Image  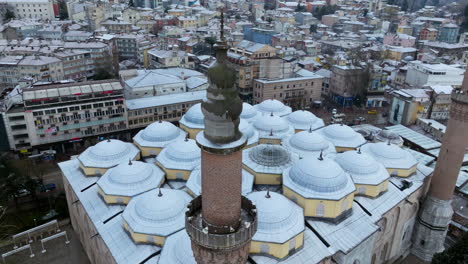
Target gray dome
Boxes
[248,144,291,167]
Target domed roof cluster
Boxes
[375,130,404,146]
[318,124,366,149]
[283,130,336,158]
[179,103,204,129]
[334,150,389,186]
[361,142,418,171]
[239,119,259,146]
[247,191,304,244]
[254,99,292,117]
[78,139,140,169]
[240,103,259,123]
[283,155,356,200]
[122,188,191,237]
[286,110,325,131]
[159,230,196,264]
[186,167,254,196]
[97,161,164,199]
[253,113,294,140]
[133,121,186,148]
[156,139,201,171]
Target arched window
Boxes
[260,243,270,254]
[358,186,366,195]
[371,254,376,264]
[176,171,183,179]
[342,199,348,212]
[316,203,325,217]
[146,236,154,243]
[381,243,389,261]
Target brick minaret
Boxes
[185,11,257,264]
[412,70,468,261]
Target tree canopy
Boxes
[312,5,339,20]
[3,9,15,22]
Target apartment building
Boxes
[54,49,88,82]
[253,76,323,110]
[405,61,464,87]
[1,80,127,152]
[1,0,55,21]
[147,46,191,69]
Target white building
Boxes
[1,0,55,20]
[405,61,464,88]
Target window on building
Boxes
[316,203,325,217]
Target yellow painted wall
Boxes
[250,232,304,259]
[123,221,166,246]
[243,142,258,150]
[134,142,163,157]
[355,180,388,198]
[259,138,282,145]
[97,187,132,204]
[180,124,202,139]
[283,186,354,218]
[335,146,356,153]
[386,165,417,177]
[243,165,282,185]
[156,162,191,180]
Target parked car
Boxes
[40,183,56,193]
[368,110,378,114]
[15,189,30,197]
[355,116,366,122]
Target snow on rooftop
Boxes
[126,90,206,110]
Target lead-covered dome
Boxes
[253,114,294,140]
[122,188,192,237]
[318,124,366,149]
[156,139,201,171]
[97,161,164,198]
[239,119,259,146]
[286,110,325,131]
[334,150,389,185]
[180,103,204,129]
[78,139,140,169]
[247,191,304,244]
[254,99,292,117]
[133,121,186,148]
[159,230,196,264]
[360,142,418,171]
[283,130,336,158]
[186,167,254,196]
[375,130,404,146]
[241,103,259,123]
[283,156,356,199]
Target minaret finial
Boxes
[270,112,274,117]
[220,9,225,42]
[269,129,273,136]
[185,134,189,141]
[318,150,323,161]
[265,190,271,198]
[387,139,391,146]
[128,159,132,165]
[107,137,111,142]
[158,188,163,197]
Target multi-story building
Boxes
[329,65,368,107]
[63,41,115,78]
[383,33,416,48]
[419,28,438,41]
[1,80,127,152]
[388,89,430,126]
[437,23,459,44]
[101,19,133,34]
[425,85,453,121]
[54,49,88,82]
[177,16,197,28]
[147,46,191,69]
[1,0,55,20]
[405,61,464,88]
[253,76,323,110]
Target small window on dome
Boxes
[316,203,325,217]
[358,186,366,195]
[176,172,183,180]
[342,199,348,212]
[260,243,269,254]
[116,197,124,204]
[146,236,155,243]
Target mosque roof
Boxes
[133,121,186,148]
[179,103,205,129]
[243,144,297,175]
[78,139,140,169]
[156,139,201,171]
[317,124,366,149]
[282,130,336,158]
[97,161,164,198]
[159,230,196,264]
[239,119,259,146]
[254,99,292,117]
[361,142,418,170]
[247,191,304,244]
[374,130,404,146]
[286,110,325,131]
[283,156,356,200]
[253,114,295,140]
[186,167,254,196]
[241,102,259,123]
[334,150,390,186]
[122,188,192,236]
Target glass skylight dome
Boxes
[247,191,304,244]
[283,156,356,199]
[186,167,254,196]
[286,110,325,131]
[254,99,292,117]
[133,121,186,148]
[122,188,192,237]
[318,124,366,149]
[334,150,389,185]
[78,139,140,169]
[240,102,259,123]
[283,130,336,158]
[179,103,205,129]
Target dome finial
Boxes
[270,112,273,117]
[387,139,391,146]
[159,118,162,123]
[357,148,361,154]
[185,134,189,142]
[265,190,271,198]
[309,125,312,133]
[318,150,324,161]
[158,188,163,197]
[107,137,111,142]
[269,129,273,137]
[128,159,132,165]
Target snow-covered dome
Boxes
[243,144,296,175]
[247,191,304,244]
[159,230,196,264]
[133,121,186,148]
[241,103,259,123]
[180,103,204,129]
[286,110,325,131]
[156,139,201,171]
[283,156,356,199]
[375,130,403,146]
[78,139,140,169]
[122,188,192,236]
[253,114,294,140]
[97,160,164,198]
[186,167,254,196]
[283,130,336,158]
[318,124,366,149]
[334,150,389,185]
[254,99,292,117]
[239,119,259,146]
[403,56,413,62]
[360,142,418,171]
